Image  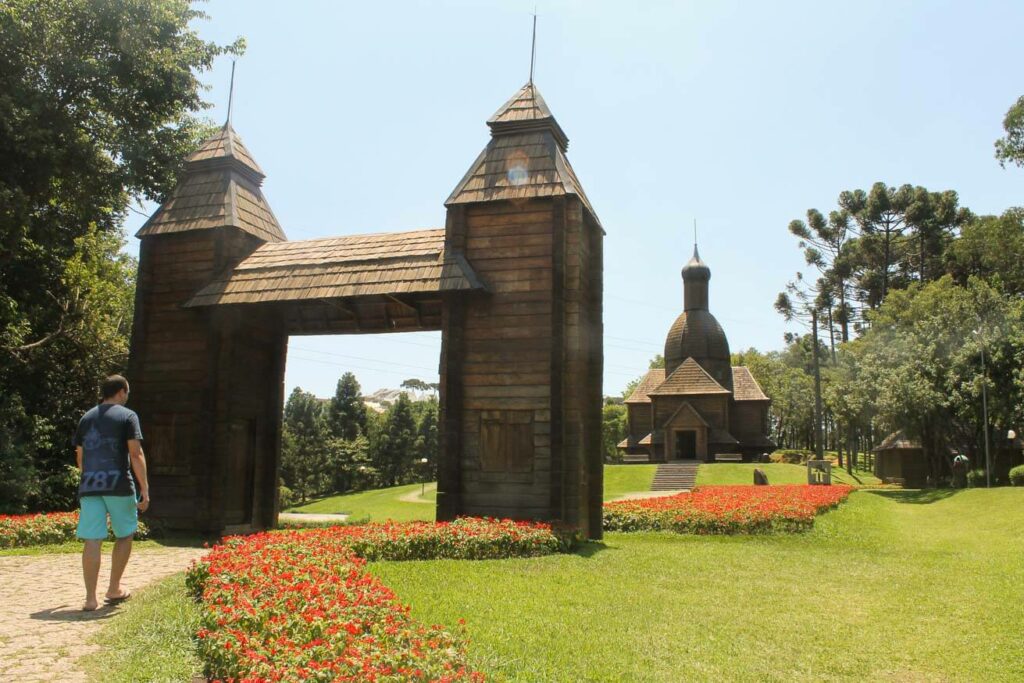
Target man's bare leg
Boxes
[106,535,133,601]
[82,540,102,610]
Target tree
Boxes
[995,95,1024,168]
[374,393,418,487]
[281,387,329,502]
[326,372,367,441]
[856,277,1024,483]
[775,273,832,458]
[788,208,856,343]
[947,209,1024,297]
[414,398,439,481]
[0,0,241,510]
[602,403,628,462]
[401,378,431,393]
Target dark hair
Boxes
[100,375,129,400]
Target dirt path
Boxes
[609,489,688,501]
[398,483,436,503]
[0,546,207,683]
[278,512,349,523]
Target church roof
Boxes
[732,367,769,402]
[661,400,710,428]
[648,358,730,397]
[624,368,666,404]
[708,427,740,445]
[446,83,599,225]
[184,229,484,307]
[137,124,285,242]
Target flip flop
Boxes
[82,603,99,612]
[104,591,131,604]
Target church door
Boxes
[675,430,697,460]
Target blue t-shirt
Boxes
[74,404,143,498]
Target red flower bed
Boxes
[0,511,150,549]
[603,485,853,534]
[187,518,569,681]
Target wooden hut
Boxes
[128,82,604,538]
[873,430,929,487]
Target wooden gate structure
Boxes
[127,83,605,538]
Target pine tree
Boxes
[326,372,367,441]
[374,393,418,487]
[281,387,329,502]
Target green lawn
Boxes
[94,488,1024,681]
[287,482,437,521]
[697,462,882,487]
[82,572,202,683]
[288,465,659,520]
[603,464,657,499]
[370,488,1024,682]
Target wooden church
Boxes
[618,246,773,462]
[127,81,605,537]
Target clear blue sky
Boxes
[123,0,1024,398]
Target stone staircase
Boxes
[650,461,699,491]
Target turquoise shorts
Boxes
[77,495,138,540]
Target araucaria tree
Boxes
[0,0,241,512]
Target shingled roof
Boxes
[624,368,666,404]
[874,430,921,452]
[732,367,769,402]
[185,229,484,307]
[446,83,599,225]
[137,124,285,243]
[186,124,265,177]
[648,358,730,397]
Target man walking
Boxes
[74,375,150,611]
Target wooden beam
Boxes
[385,294,424,328]
[321,298,361,330]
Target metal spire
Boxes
[693,219,700,258]
[529,8,537,84]
[226,59,236,126]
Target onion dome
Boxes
[663,245,733,391]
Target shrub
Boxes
[0,511,150,549]
[967,469,989,487]
[770,449,815,465]
[277,483,295,510]
[603,485,853,534]
[1009,465,1024,487]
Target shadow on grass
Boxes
[866,489,961,505]
[572,541,613,558]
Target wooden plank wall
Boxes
[128,227,271,533]
[439,197,603,538]
[449,200,555,520]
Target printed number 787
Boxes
[82,470,120,492]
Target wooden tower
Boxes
[438,84,605,538]
[128,125,287,533]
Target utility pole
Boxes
[980,341,991,488]
[812,309,825,461]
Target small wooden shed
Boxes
[873,430,929,487]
